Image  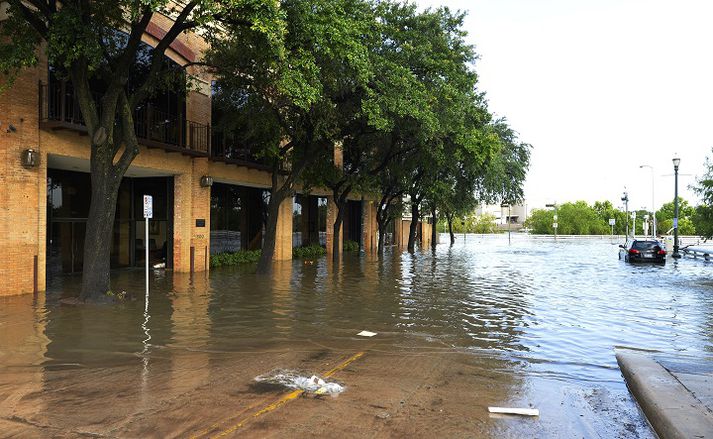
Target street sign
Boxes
[553,223,558,228]
[143,195,153,219]
[553,214,558,221]
[609,218,616,226]
[673,217,678,228]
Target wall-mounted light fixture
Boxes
[21,149,39,168]
[199,175,214,187]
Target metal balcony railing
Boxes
[39,81,209,156]
[210,130,271,170]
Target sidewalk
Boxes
[616,350,713,439]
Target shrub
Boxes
[210,250,262,268]
[293,245,327,259]
[343,240,360,252]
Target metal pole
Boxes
[673,161,681,258]
[507,205,511,245]
[651,168,656,238]
[145,217,149,300]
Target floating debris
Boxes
[254,369,345,395]
[488,407,539,416]
[357,330,377,337]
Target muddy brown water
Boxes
[2,235,712,437]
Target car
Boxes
[619,239,667,263]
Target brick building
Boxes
[0,10,396,297]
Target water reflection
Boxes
[2,235,712,436]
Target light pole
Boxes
[621,191,629,238]
[639,165,656,238]
[501,202,511,245]
[545,203,557,241]
[672,156,681,259]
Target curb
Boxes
[616,350,713,439]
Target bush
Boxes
[210,250,262,268]
[293,245,327,259]
[344,240,360,252]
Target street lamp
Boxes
[501,202,511,245]
[672,156,681,259]
[620,191,629,237]
[639,165,656,238]
[545,203,557,241]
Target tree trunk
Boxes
[80,164,121,301]
[332,200,346,264]
[431,206,438,252]
[447,214,455,246]
[256,188,289,274]
[407,201,420,252]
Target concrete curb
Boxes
[616,350,713,439]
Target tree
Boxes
[0,0,282,300]
[525,201,608,235]
[210,0,374,273]
[656,197,696,235]
[692,149,713,239]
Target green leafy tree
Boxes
[526,201,608,235]
[692,149,713,239]
[656,197,696,235]
[525,209,555,234]
[210,0,374,273]
[0,0,282,300]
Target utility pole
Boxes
[621,190,629,238]
[673,157,681,258]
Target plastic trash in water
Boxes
[357,330,377,337]
[254,369,345,395]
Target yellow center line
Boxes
[202,351,365,439]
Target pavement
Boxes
[616,350,713,439]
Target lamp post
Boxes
[672,156,681,259]
[621,191,629,238]
[501,202,511,245]
[639,165,656,238]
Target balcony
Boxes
[39,81,209,157]
[210,131,272,171]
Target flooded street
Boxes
[2,234,713,438]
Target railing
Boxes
[210,130,271,169]
[39,81,209,155]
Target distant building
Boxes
[475,202,528,230]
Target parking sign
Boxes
[143,195,153,219]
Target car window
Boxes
[632,241,659,250]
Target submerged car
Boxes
[619,239,667,263]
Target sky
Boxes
[414,0,713,211]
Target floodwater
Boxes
[2,234,713,437]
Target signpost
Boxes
[609,218,616,240]
[143,195,153,300]
[552,214,558,241]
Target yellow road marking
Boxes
[199,351,365,438]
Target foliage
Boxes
[440,213,499,234]
[292,245,326,259]
[526,201,609,235]
[655,197,696,235]
[343,240,360,252]
[693,148,713,238]
[210,250,262,268]
[0,0,283,298]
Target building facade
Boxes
[0,11,392,297]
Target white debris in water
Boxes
[254,370,345,395]
[488,407,539,416]
[357,330,377,337]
